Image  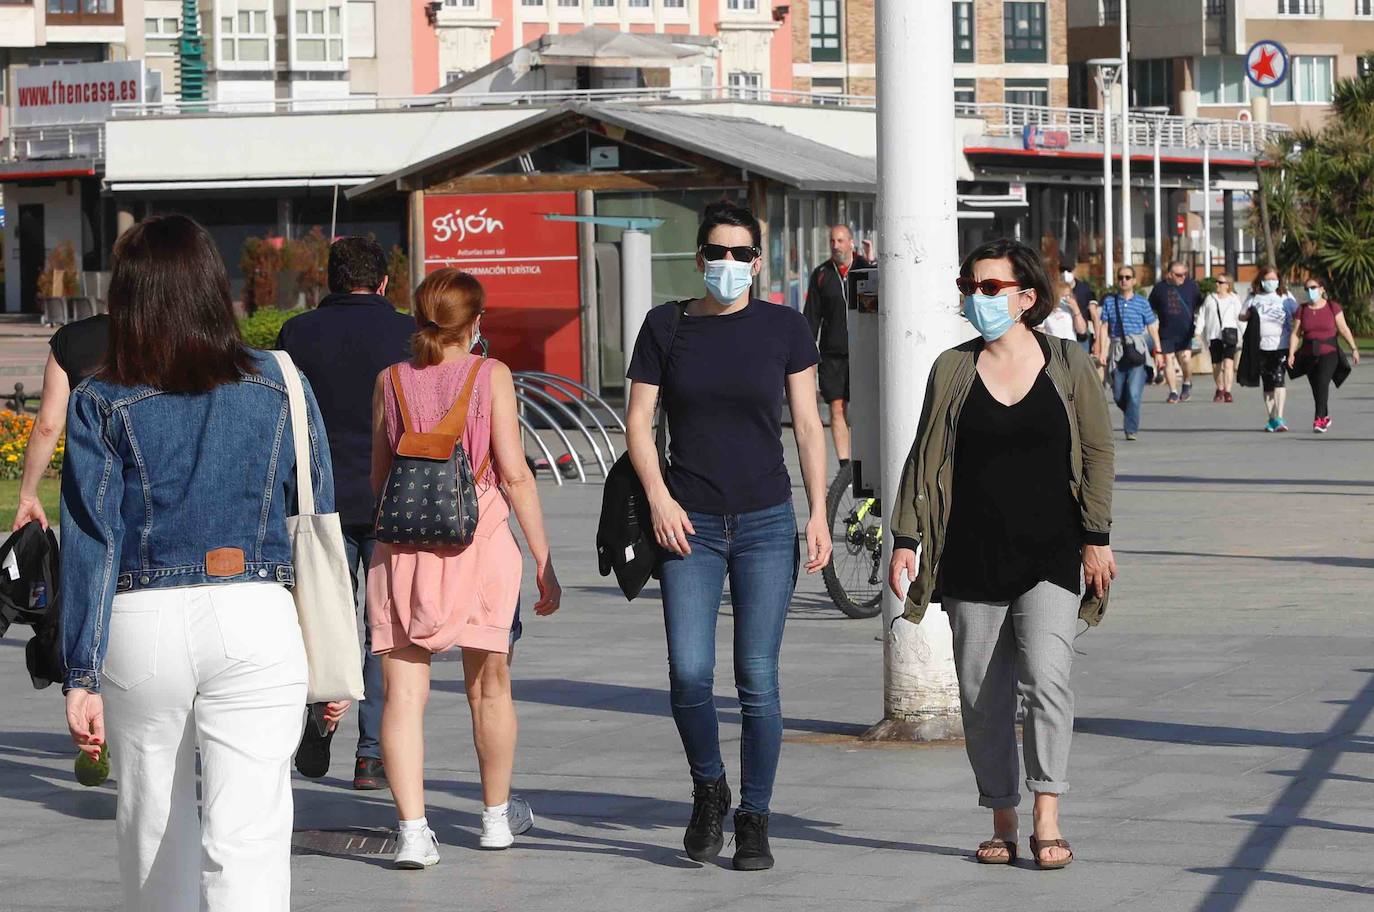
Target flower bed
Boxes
[0,411,64,481]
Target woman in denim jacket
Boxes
[61,215,345,912]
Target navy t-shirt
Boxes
[627,299,819,516]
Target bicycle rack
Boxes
[511,371,627,486]
[513,379,609,479]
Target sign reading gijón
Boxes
[14,61,147,127]
[424,192,582,382]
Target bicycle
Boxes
[821,461,883,619]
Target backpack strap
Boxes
[389,364,417,435]
[432,357,485,438]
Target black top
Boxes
[627,299,819,516]
[276,292,414,527]
[1071,280,1095,340]
[937,355,1082,602]
[49,314,109,387]
[1148,278,1202,342]
[803,255,875,357]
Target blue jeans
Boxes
[1111,363,1148,435]
[342,524,382,761]
[658,501,800,815]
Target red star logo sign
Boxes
[1251,47,1278,84]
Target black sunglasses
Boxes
[955,277,1022,296]
[1118,273,1135,281]
[699,243,760,262]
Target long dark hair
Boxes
[958,238,1055,327]
[102,214,256,393]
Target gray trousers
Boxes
[946,580,1078,809]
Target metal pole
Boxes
[1153,117,1162,279]
[576,189,600,391]
[1202,132,1212,279]
[1119,0,1132,273]
[867,0,963,742]
[1103,82,1114,283]
[329,182,339,241]
[620,229,653,404]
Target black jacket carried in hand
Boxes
[276,293,414,527]
[0,522,64,689]
[803,255,875,357]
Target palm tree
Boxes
[1255,73,1374,334]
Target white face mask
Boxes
[703,259,754,303]
[1061,270,1075,285]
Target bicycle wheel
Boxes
[821,462,884,619]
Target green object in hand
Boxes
[74,744,110,787]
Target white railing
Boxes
[2,123,105,162]
[956,102,1289,153]
[108,85,878,119]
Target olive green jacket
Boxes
[890,333,1115,627]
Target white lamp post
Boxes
[1089,58,1124,281]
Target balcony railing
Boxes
[956,102,1289,154]
[107,85,879,118]
[2,122,105,162]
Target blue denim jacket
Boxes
[60,350,334,693]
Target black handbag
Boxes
[596,303,683,600]
[373,362,489,548]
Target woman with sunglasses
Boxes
[625,201,832,871]
[1096,265,1168,441]
[1287,277,1360,433]
[888,238,1116,870]
[1196,274,1242,402]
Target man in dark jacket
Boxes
[276,236,413,789]
[803,225,874,464]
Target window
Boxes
[145,16,181,57]
[1277,0,1322,13]
[557,0,578,6]
[594,0,615,6]
[1004,78,1048,107]
[810,0,842,63]
[1360,55,1374,78]
[220,8,272,63]
[47,0,120,23]
[522,0,543,5]
[1197,55,1246,104]
[444,0,477,6]
[1099,0,1119,23]
[1004,2,1047,64]
[1266,55,1334,103]
[295,5,344,63]
[727,0,759,8]
[628,0,650,6]
[953,2,974,63]
[444,69,467,83]
[664,0,685,6]
[812,76,844,103]
[348,1,375,57]
[954,77,976,105]
[1130,58,1172,108]
[1358,0,1372,14]
[728,71,762,99]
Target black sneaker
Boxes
[353,757,387,790]
[294,705,335,779]
[683,774,730,862]
[732,810,774,871]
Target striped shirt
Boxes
[1100,293,1157,337]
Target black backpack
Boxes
[0,522,64,690]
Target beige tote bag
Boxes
[271,351,365,703]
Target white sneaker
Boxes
[481,796,534,849]
[393,826,440,869]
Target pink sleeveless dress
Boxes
[366,356,522,655]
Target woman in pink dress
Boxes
[366,268,562,869]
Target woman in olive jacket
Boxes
[887,239,1115,870]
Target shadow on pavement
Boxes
[0,730,117,821]
[1115,548,1374,570]
[1116,474,1374,488]
[1081,669,1374,909]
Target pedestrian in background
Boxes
[367,268,562,870]
[1287,277,1361,433]
[1239,267,1299,432]
[1061,266,1099,360]
[1196,274,1242,403]
[1040,279,1086,342]
[889,238,1116,871]
[11,313,108,532]
[1097,265,1167,441]
[627,201,831,872]
[276,236,414,790]
[803,224,874,467]
[61,215,349,911]
[1149,261,1202,402]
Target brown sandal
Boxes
[1030,836,1073,870]
[975,837,1018,865]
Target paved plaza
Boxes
[1,366,1372,912]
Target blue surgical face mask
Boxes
[703,259,754,304]
[964,291,1026,342]
[1262,279,1279,294]
[1306,287,1322,303]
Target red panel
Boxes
[770,6,792,91]
[412,1,439,93]
[423,192,582,382]
[522,22,548,44]
[561,21,583,33]
[493,0,515,56]
[664,23,690,34]
[629,23,654,34]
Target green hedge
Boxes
[239,308,303,349]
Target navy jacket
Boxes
[276,293,414,526]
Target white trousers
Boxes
[102,583,308,912]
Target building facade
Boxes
[1067,0,1374,129]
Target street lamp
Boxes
[1139,104,1170,280]
[1118,0,1131,277]
[1090,58,1123,283]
